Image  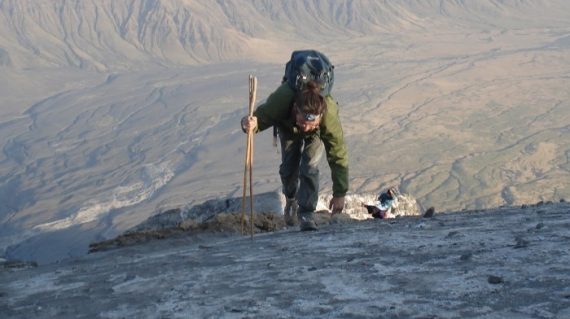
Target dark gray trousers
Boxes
[278,131,324,214]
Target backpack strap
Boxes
[272,126,278,147]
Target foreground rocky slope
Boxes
[2,201,569,318]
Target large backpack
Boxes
[283,50,335,96]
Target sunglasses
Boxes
[296,108,322,122]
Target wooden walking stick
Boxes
[241,75,257,238]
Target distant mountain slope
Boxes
[1,0,569,70]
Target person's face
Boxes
[295,106,322,133]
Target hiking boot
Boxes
[298,212,318,231]
[284,198,299,226]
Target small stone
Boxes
[560,198,566,203]
[536,223,544,229]
[124,274,136,282]
[2,260,38,270]
[488,275,504,284]
[521,204,529,209]
[423,207,435,218]
[514,237,529,249]
[446,231,460,238]
[415,222,427,229]
[460,253,472,261]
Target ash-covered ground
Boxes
[2,200,570,319]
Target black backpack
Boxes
[283,50,335,96]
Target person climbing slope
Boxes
[362,187,397,219]
[240,50,349,231]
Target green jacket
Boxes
[253,83,349,197]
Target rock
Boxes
[446,231,460,238]
[423,207,435,218]
[488,275,504,284]
[130,192,284,233]
[514,237,529,249]
[459,253,472,261]
[1,259,38,270]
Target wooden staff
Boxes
[241,75,257,238]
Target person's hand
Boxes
[329,196,345,214]
[241,116,257,133]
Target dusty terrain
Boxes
[2,201,569,318]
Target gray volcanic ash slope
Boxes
[1,201,569,318]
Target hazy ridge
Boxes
[1,0,569,70]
